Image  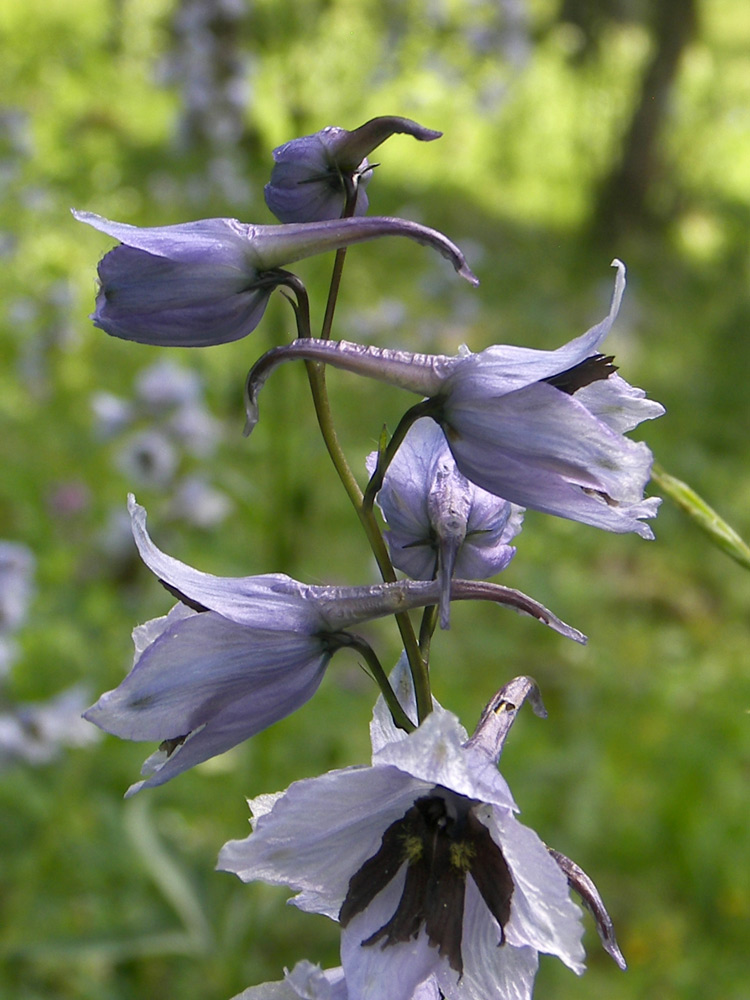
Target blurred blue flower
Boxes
[246,261,663,537]
[368,419,523,627]
[135,358,203,410]
[115,429,179,488]
[86,498,576,794]
[0,541,35,635]
[0,685,100,768]
[265,116,442,223]
[170,475,233,528]
[74,210,477,347]
[219,669,623,1000]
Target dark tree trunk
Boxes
[590,0,698,245]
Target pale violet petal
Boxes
[573,372,666,434]
[73,211,253,261]
[247,790,285,828]
[231,961,347,1000]
[230,980,299,1000]
[373,710,485,801]
[446,261,626,402]
[85,608,329,793]
[84,610,323,742]
[218,766,425,918]
[341,870,439,1000]
[93,246,272,346]
[370,655,467,756]
[373,419,522,592]
[285,961,344,1000]
[488,809,586,973]
[448,382,652,503]
[127,496,322,631]
[442,878,538,1000]
[446,383,659,536]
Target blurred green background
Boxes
[1,0,749,997]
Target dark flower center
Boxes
[339,788,514,975]
[544,353,617,395]
[158,579,210,613]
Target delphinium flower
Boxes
[0,541,35,678]
[170,0,248,149]
[219,668,624,1000]
[84,498,584,795]
[265,116,442,223]
[73,210,477,347]
[367,418,523,627]
[0,541,35,634]
[92,358,231,529]
[0,685,99,769]
[115,429,180,489]
[0,543,99,768]
[231,959,441,1000]
[245,260,664,537]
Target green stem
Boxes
[418,605,439,659]
[321,178,357,341]
[321,248,348,341]
[303,360,432,723]
[299,178,432,724]
[363,398,437,514]
[342,635,416,733]
[651,463,750,571]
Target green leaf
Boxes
[652,464,750,571]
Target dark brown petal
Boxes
[339,812,412,926]
[544,354,617,395]
[465,810,514,941]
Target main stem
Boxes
[300,183,432,723]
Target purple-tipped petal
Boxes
[548,848,627,970]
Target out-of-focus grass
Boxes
[1,2,749,999]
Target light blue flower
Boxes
[245,261,664,537]
[265,116,442,223]
[0,540,35,635]
[74,211,477,347]
[219,669,624,1000]
[0,685,99,767]
[231,959,440,1000]
[368,419,523,627]
[85,498,582,794]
